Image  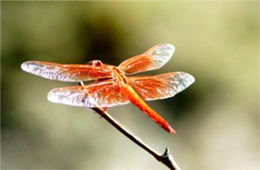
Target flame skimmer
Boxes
[21,44,195,134]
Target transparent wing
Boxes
[21,61,113,82]
[47,79,130,107]
[118,44,175,75]
[127,72,195,101]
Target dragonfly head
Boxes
[88,60,103,67]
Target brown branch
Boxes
[91,107,181,170]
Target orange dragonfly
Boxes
[21,43,195,134]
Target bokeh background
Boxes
[1,1,259,170]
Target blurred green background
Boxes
[1,2,259,170]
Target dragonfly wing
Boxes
[21,61,113,82]
[118,44,175,74]
[127,72,195,101]
[47,79,130,107]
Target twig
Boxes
[91,107,181,170]
[80,81,180,170]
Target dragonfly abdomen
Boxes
[121,84,176,134]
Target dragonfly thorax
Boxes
[88,60,103,66]
[112,67,128,84]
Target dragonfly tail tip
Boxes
[169,127,176,134]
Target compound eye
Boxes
[88,60,103,66]
[94,60,103,66]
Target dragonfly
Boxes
[21,43,195,134]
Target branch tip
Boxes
[162,147,170,157]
